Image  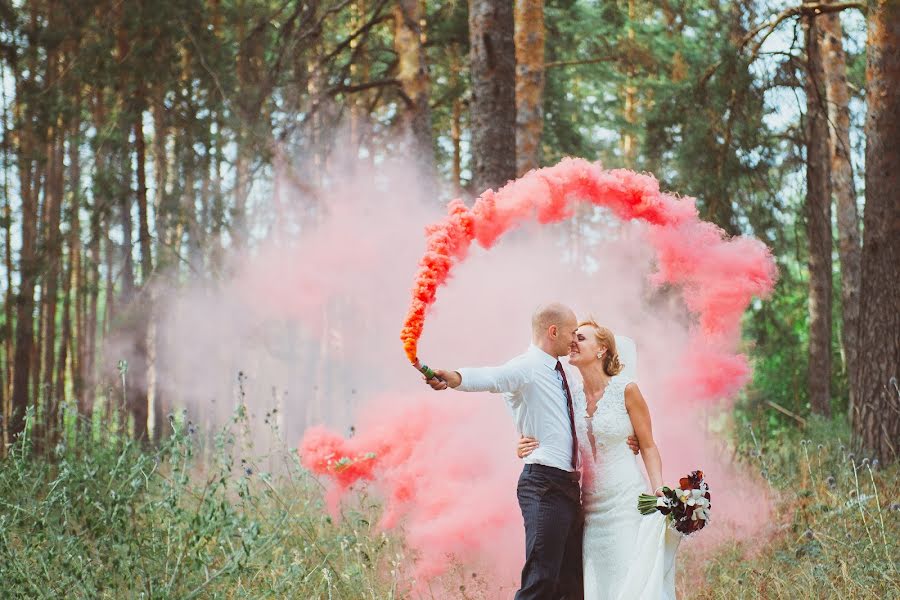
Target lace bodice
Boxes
[584,377,633,448]
[576,376,639,488]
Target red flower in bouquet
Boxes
[637,470,711,535]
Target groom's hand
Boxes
[626,434,640,455]
[424,368,461,390]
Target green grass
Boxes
[2,407,897,599]
[689,416,900,599]
[0,408,407,599]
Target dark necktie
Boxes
[555,360,578,470]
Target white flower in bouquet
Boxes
[637,469,711,536]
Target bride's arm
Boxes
[517,435,539,458]
[624,383,664,494]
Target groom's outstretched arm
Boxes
[426,360,528,394]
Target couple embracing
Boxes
[425,303,680,599]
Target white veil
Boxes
[614,335,638,381]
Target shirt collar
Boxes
[528,344,560,370]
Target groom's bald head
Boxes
[532,303,578,357]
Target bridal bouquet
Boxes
[637,470,710,535]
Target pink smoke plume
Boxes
[300,158,778,594]
[402,158,775,398]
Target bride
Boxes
[517,320,680,599]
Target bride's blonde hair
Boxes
[579,319,623,376]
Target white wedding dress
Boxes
[576,373,681,600]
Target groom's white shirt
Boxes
[457,344,582,472]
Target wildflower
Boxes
[816,444,824,451]
[760,469,769,480]
[847,453,855,463]
[889,503,900,512]
[245,466,253,476]
[872,459,880,470]
[800,440,807,447]
[826,475,836,489]
[861,457,870,466]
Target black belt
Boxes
[523,463,580,482]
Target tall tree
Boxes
[468,0,517,193]
[853,0,900,463]
[9,9,43,439]
[620,0,638,167]
[514,0,545,175]
[393,0,435,178]
[804,11,832,417]
[820,1,861,417]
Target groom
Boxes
[425,303,638,599]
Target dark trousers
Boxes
[515,464,584,600]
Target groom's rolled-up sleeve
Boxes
[456,359,529,394]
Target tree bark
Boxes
[64,112,83,423]
[820,1,861,418]
[10,103,39,440]
[41,132,65,442]
[1,58,12,451]
[135,115,152,284]
[468,0,517,193]
[621,0,638,167]
[853,0,900,463]
[514,0,545,176]
[55,212,74,447]
[150,96,169,443]
[804,13,832,417]
[392,0,435,179]
[449,45,464,196]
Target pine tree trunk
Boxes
[83,88,108,428]
[68,113,85,423]
[621,0,638,167]
[131,114,151,443]
[450,44,464,196]
[151,98,169,266]
[853,0,900,463]
[820,1,861,419]
[804,13,832,417]
[64,112,82,416]
[41,133,64,442]
[85,194,101,427]
[135,116,152,284]
[10,112,38,440]
[392,0,435,179]
[468,0,517,193]
[55,218,73,447]
[150,97,169,442]
[1,59,12,452]
[514,0,545,176]
[103,233,119,433]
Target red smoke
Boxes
[401,158,774,400]
[301,157,778,594]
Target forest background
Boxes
[0,0,897,598]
